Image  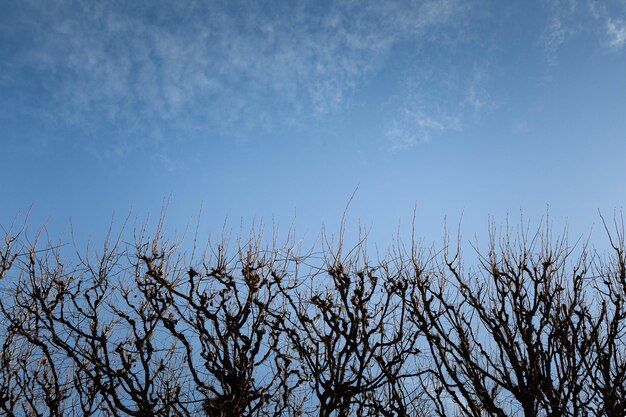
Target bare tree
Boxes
[583,215,626,417]
[2,214,626,416]
[409,222,595,417]
[276,232,424,417]
[0,223,189,417]
[137,225,300,417]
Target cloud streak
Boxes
[0,0,469,154]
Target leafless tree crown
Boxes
[1,216,626,416]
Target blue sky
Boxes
[2,0,626,249]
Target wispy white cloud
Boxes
[464,67,494,112]
[587,0,626,52]
[540,0,626,60]
[387,109,460,149]
[541,16,574,66]
[539,0,582,68]
[587,0,626,49]
[607,18,626,48]
[385,66,466,149]
[0,0,470,155]
[383,43,488,150]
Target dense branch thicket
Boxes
[1,216,626,416]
